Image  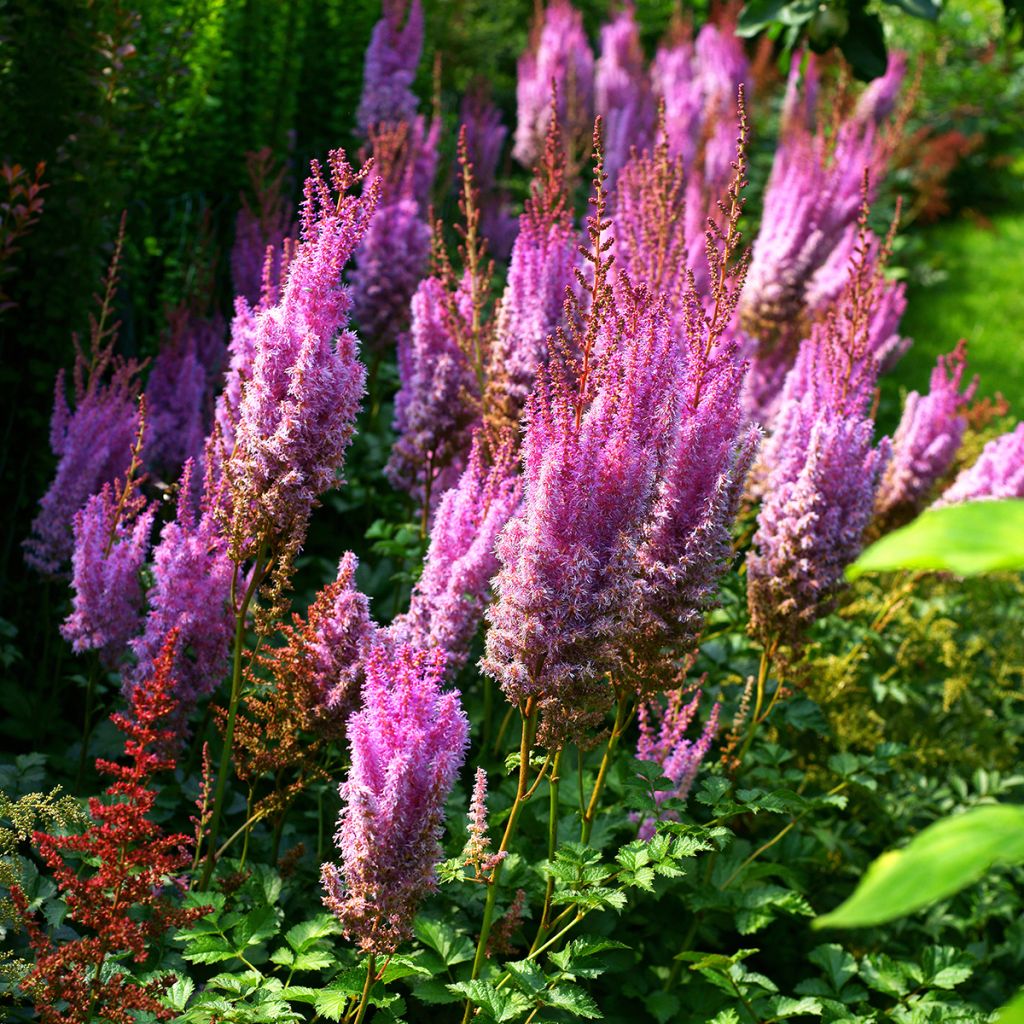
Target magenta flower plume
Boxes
[128,460,235,724]
[463,767,506,877]
[935,421,1024,507]
[513,0,595,168]
[321,644,469,955]
[875,341,976,531]
[61,476,155,668]
[748,407,890,648]
[651,31,700,167]
[356,0,423,136]
[854,51,908,125]
[351,123,432,352]
[491,109,576,416]
[310,552,380,720]
[595,3,654,188]
[146,328,210,476]
[636,690,720,839]
[386,274,480,502]
[26,363,142,574]
[229,151,379,544]
[390,433,522,672]
[694,23,749,191]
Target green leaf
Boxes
[545,983,602,1019]
[816,804,1024,928]
[807,944,857,993]
[315,987,355,1022]
[179,934,238,965]
[233,903,281,949]
[504,959,547,995]
[737,0,790,35]
[414,916,475,967]
[162,975,195,1011]
[285,914,344,953]
[997,990,1024,1024]
[838,9,887,80]
[882,0,941,20]
[448,980,531,1022]
[848,501,1024,579]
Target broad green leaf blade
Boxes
[883,0,941,19]
[816,804,1024,929]
[848,500,1024,579]
[997,989,1024,1024]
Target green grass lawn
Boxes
[892,211,1024,409]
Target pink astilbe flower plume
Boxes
[934,421,1024,507]
[484,119,754,746]
[461,87,517,258]
[128,458,235,730]
[26,218,144,574]
[351,122,432,353]
[513,0,595,170]
[61,408,154,667]
[489,101,576,425]
[747,210,893,649]
[389,431,522,671]
[595,3,655,189]
[874,341,976,532]
[321,644,469,955]
[636,688,720,839]
[740,53,904,421]
[356,0,424,136]
[227,150,379,552]
[463,767,507,878]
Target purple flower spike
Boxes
[935,421,1024,507]
[636,690,720,839]
[321,644,469,955]
[875,341,976,531]
[391,433,522,672]
[513,0,595,168]
[230,151,379,543]
[595,3,655,188]
[26,365,142,575]
[357,0,424,136]
[748,407,890,648]
[145,328,209,476]
[128,461,235,726]
[61,478,154,668]
[694,23,749,190]
[461,89,517,258]
[651,31,700,166]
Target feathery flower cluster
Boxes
[61,428,153,667]
[513,0,595,168]
[351,122,432,352]
[321,645,469,955]
[15,633,204,1024]
[874,341,976,532]
[484,128,754,745]
[935,421,1024,507]
[747,224,892,648]
[595,4,654,188]
[636,689,720,839]
[128,461,234,722]
[356,0,423,136]
[391,433,522,671]
[461,89,517,257]
[489,107,576,426]
[463,767,507,878]
[229,151,379,547]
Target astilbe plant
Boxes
[636,687,721,839]
[351,121,432,353]
[321,644,469,956]
[513,0,595,172]
[61,408,153,668]
[389,430,523,672]
[873,340,976,533]
[934,420,1024,506]
[25,219,144,574]
[14,633,206,1024]
[461,87,517,258]
[487,99,576,431]
[747,211,893,652]
[0,160,47,314]
[356,0,424,137]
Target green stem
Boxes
[199,550,266,890]
[351,954,377,1024]
[581,693,632,844]
[529,749,563,953]
[462,702,539,1024]
[735,643,776,771]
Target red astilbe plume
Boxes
[0,160,47,314]
[14,632,206,1024]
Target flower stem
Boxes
[462,701,538,1023]
[581,692,632,844]
[351,954,377,1024]
[199,550,266,890]
[735,642,776,771]
[529,749,563,953]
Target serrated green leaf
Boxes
[179,934,237,965]
[233,903,281,949]
[414,917,475,967]
[807,944,857,993]
[291,950,335,972]
[315,987,355,1022]
[162,974,195,1011]
[816,804,1024,929]
[505,959,547,995]
[449,980,531,1022]
[285,914,344,952]
[545,983,602,1019]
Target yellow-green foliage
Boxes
[799,572,1024,767]
[0,788,87,980]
